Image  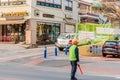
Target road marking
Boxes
[24,58,44,65]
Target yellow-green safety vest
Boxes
[69,45,77,61]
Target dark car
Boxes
[102,40,120,57]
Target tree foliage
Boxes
[100,1,120,23]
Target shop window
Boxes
[1,24,25,43]
[36,23,60,45]
[0,2,8,6]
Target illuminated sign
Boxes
[2,11,28,17]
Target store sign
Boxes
[6,15,24,20]
[96,27,114,34]
[43,14,54,18]
[78,31,95,40]
[2,11,28,17]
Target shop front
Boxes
[0,20,26,43]
[36,22,60,45]
[0,10,28,44]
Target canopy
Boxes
[0,20,26,25]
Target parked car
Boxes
[102,40,120,57]
[55,33,75,51]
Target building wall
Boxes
[0,0,78,44]
[29,0,78,44]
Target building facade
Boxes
[78,0,107,24]
[0,0,78,45]
[78,0,100,24]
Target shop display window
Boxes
[36,22,60,44]
[0,24,25,43]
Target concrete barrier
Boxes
[78,42,104,56]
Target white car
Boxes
[55,33,75,51]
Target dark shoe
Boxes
[71,77,77,80]
[74,77,77,80]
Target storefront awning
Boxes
[0,20,26,25]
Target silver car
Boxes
[55,33,75,51]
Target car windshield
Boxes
[58,34,75,39]
[105,42,117,46]
[118,42,120,46]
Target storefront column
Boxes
[0,26,2,35]
[0,26,2,41]
[61,23,65,33]
[26,19,36,45]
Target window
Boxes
[65,0,73,11]
[54,0,61,5]
[0,0,26,6]
[118,42,120,46]
[37,0,45,2]
[36,22,60,44]
[36,0,62,9]
[46,0,53,3]
[1,0,8,2]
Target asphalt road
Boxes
[0,44,120,80]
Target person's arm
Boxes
[75,47,79,62]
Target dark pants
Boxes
[70,61,77,80]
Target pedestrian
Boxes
[69,39,79,80]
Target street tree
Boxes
[100,1,120,25]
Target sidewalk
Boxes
[0,44,25,51]
[0,44,63,62]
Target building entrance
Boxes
[0,24,25,43]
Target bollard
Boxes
[44,46,47,58]
[65,44,68,55]
[54,45,58,56]
[89,46,92,53]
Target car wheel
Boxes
[118,53,120,58]
[112,55,116,58]
[102,53,107,57]
[58,48,64,51]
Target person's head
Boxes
[72,39,79,45]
